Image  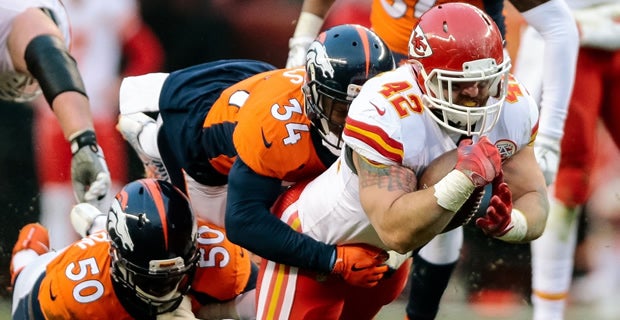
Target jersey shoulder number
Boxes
[233,69,325,181]
[39,234,131,319]
[191,220,251,302]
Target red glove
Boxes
[455,136,501,188]
[475,172,513,237]
[332,244,389,288]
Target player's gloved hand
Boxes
[70,130,111,205]
[331,244,389,288]
[455,136,501,188]
[533,134,560,186]
[286,36,314,68]
[70,203,107,237]
[476,172,513,237]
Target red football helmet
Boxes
[408,3,511,136]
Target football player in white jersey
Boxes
[246,3,549,319]
[286,1,577,318]
[516,1,620,319]
[0,0,110,216]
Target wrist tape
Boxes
[433,170,475,212]
[69,130,98,155]
[496,209,528,242]
[293,12,324,38]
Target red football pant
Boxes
[554,48,620,207]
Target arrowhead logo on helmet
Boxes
[409,26,432,59]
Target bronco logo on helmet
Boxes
[108,199,135,251]
[306,41,335,81]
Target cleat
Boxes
[10,223,50,285]
[117,113,169,181]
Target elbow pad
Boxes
[24,35,87,107]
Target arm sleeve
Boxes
[520,0,579,141]
[225,158,335,273]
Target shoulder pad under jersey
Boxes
[190,220,251,302]
[500,75,540,145]
[233,69,328,181]
[38,234,132,319]
[343,67,422,165]
[204,68,285,175]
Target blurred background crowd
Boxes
[1,0,619,318]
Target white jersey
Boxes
[567,0,617,9]
[0,0,70,102]
[293,64,539,250]
[63,0,136,118]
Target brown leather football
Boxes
[418,149,485,233]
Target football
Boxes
[418,149,486,233]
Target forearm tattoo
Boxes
[356,154,416,193]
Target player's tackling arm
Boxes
[225,158,335,272]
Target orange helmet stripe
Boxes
[140,179,169,250]
[354,25,372,77]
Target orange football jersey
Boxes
[205,68,329,182]
[37,224,251,318]
[37,232,133,319]
[190,219,252,304]
[370,0,484,56]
